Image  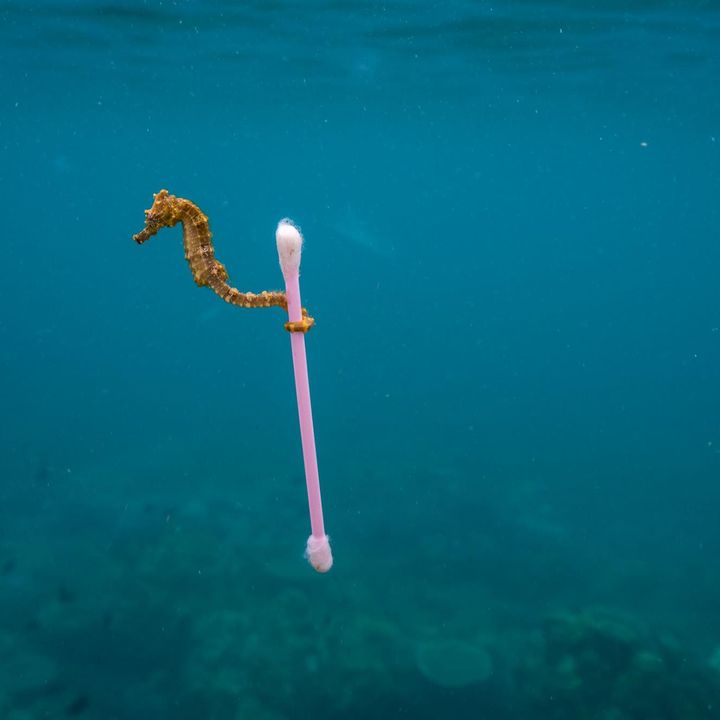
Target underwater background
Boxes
[2,1,720,718]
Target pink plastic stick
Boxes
[276,220,333,573]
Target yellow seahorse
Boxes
[132,189,313,332]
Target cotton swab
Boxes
[276,220,333,573]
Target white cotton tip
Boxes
[276,219,303,277]
[305,534,333,573]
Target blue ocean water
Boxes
[1,1,719,717]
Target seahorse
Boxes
[132,189,313,332]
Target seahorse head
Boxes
[146,189,181,227]
[133,189,181,244]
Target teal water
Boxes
[2,2,720,718]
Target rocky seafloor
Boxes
[1,464,719,719]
